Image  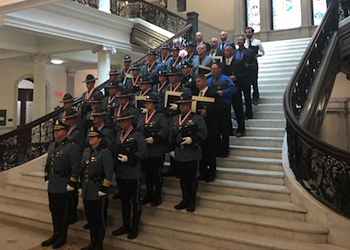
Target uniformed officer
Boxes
[41,120,81,249]
[169,93,207,212]
[185,41,198,65]
[180,60,198,95]
[80,126,114,250]
[83,93,104,136]
[120,55,132,84]
[102,80,122,129]
[112,110,147,240]
[91,106,116,155]
[167,44,183,69]
[125,63,141,93]
[141,48,162,84]
[153,70,169,95]
[56,93,75,123]
[108,68,120,82]
[156,42,173,70]
[63,108,85,224]
[80,74,102,133]
[139,93,169,206]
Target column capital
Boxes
[92,45,117,55]
[30,54,51,62]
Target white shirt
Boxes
[244,39,265,56]
[198,86,208,97]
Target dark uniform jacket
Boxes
[67,125,85,150]
[120,67,132,84]
[156,55,173,71]
[141,61,162,83]
[164,84,191,118]
[180,74,198,95]
[169,112,207,162]
[98,123,116,155]
[167,56,183,70]
[185,53,198,65]
[80,89,103,115]
[44,138,81,193]
[115,128,148,179]
[125,76,141,94]
[139,112,169,157]
[113,103,141,132]
[80,146,114,200]
[103,95,119,129]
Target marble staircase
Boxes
[0,38,348,250]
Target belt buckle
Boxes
[50,168,54,175]
[85,175,89,182]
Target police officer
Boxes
[185,41,198,65]
[180,60,198,95]
[42,120,81,249]
[156,42,172,70]
[141,48,162,84]
[139,93,169,206]
[125,63,141,93]
[167,44,183,69]
[56,93,75,123]
[112,110,147,240]
[63,108,85,224]
[83,93,104,136]
[153,70,169,95]
[169,93,207,212]
[80,126,114,250]
[120,55,132,84]
[102,80,122,129]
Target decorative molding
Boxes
[30,54,51,62]
[92,45,117,55]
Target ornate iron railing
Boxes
[0,24,192,172]
[73,0,187,34]
[284,1,350,219]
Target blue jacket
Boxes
[207,74,237,107]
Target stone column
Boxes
[98,0,110,13]
[92,45,117,85]
[32,54,49,120]
[259,0,271,41]
[301,0,313,37]
[66,69,76,96]
[232,0,245,40]
[187,12,199,44]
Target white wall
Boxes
[0,61,67,134]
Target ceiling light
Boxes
[51,59,64,65]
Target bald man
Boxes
[219,31,235,50]
[195,31,210,55]
[209,37,224,64]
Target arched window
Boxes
[272,0,301,30]
[313,0,327,25]
[247,0,261,32]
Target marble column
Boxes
[66,69,76,96]
[259,0,271,41]
[92,45,117,85]
[98,0,110,13]
[32,54,49,120]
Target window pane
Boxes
[273,0,302,30]
[247,0,261,32]
[313,0,327,25]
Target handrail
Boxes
[283,1,350,219]
[137,0,186,21]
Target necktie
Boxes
[226,58,230,65]
[222,43,225,50]
[199,91,203,97]
[248,40,252,48]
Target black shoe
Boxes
[127,230,139,240]
[41,234,60,247]
[197,175,207,181]
[206,176,215,183]
[83,223,90,230]
[174,200,188,210]
[151,199,162,207]
[140,196,153,205]
[163,170,177,177]
[52,235,67,249]
[186,200,196,212]
[253,99,258,105]
[236,132,244,138]
[220,153,229,158]
[80,244,93,250]
[113,193,120,200]
[112,226,130,236]
[69,216,78,225]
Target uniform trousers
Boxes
[67,190,79,223]
[216,105,231,155]
[200,136,217,178]
[177,160,198,203]
[141,156,164,203]
[231,81,245,134]
[251,65,259,100]
[83,199,106,248]
[116,178,142,230]
[48,192,69,239]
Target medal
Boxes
[120,126,134,144]
[145,110,156,125]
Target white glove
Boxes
[78,188,82,196]
[66,184,74,192]
[145,137,154,144]
[180,137,192,145]
[118,154,128,163]
[141,107,148,114]
[169,103,178,111]
[169,151,175,158]
[45,180,49,184]
[98,191,106,197]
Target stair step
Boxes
[244,119,285,128]
[258,89,285,97]
[163,177,290,201]
[230,136,283,147]
[229,145,282,159]
[217,156,283,171]
[258,57,303,64]
[252,103,283,112]
[257,83,287,91]
[216,167,284,185]
[247,111,285,119]
[258,72,294,79]
[236,127,285,137]
[259,62,299,69]
[258,97,283,104]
